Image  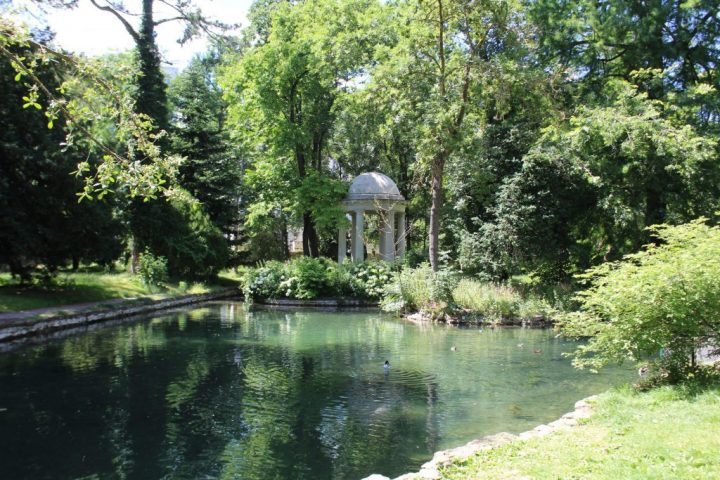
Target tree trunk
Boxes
[130,235,140,274]
[302,212,319,257]
[428,155,445,271]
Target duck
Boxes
[383,360,391,369]
[450,345,458,352]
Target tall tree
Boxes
[87,0,233,130]
[530,0,720,95]
[222,0,384,257]
[374,0,526,270]
[168,53,241,237]
[0,40,124,278]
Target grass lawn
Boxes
[0,270,241,313]
[441,384,720,479]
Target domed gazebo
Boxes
[338,172,407,263]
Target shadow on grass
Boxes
[0,282,144,313]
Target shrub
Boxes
[347,262,395,299]
[285,257,336,299]
[381,264,458,315]
[241,259,395,301]
[243,261,284,300]
[138,250,168,288]
[557,218,720,380]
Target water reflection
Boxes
[0,302,630,479]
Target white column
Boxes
[381,210,395,261]
[397,211,406,260]
[350,212,357,261]
[353,210,365,262]
[337,225,347,263]
[379,214,386,259]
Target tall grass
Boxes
[452,279,520,320]
[381,264,458,315]
[452,278,554,322]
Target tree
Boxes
[0,19,177,200]
[373,0,527,270]
[530,0,720,96]
[475,80,718,280]
[558,218,720,380]
[221,0,384,257]
[87,0,233,130]
[0,39,124,278]
[168,53,241,237]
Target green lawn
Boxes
[0,271,240,313]
[441,384,720,479]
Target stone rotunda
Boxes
[338,172,407,263]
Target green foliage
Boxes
[243,261,285,300]
[452,279,555,322]
[221,0,387,255]
[168,54,241,236]
[283,257,337,299]
[452,279,521,321]
[137,250,169,287]
[346,261,395,300]
[242,259,395,301]
[131,190,228,279]
[0,39,125,279]
[381,264,459,316]
[558,218,720,379]
[0,19,179,200]
[476,80,718,280]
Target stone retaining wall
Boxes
[363,395,598,480]
[0,289,239,343]
[256,298,379,308]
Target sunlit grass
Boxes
[441,384,720,479]
[0,270,240,313]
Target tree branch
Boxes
[88,0,140,43]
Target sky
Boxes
[6,0,252,69]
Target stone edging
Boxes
[362,395,598,480]
[0,289,239,343]
[256,298,379,308]
[405,311,552,327]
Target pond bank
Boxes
[362,395,597,480]
[404,310,553,327]
[366,382,720,480]
[255,297,378,308]
[0,288,239,343]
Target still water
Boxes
[0,302,629,479]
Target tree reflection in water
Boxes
[0,302,629,479]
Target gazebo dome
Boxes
[346,172,404,201]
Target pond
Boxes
[0,302,630,479]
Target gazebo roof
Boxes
[346,172,404,201]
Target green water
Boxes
[0,302,630,479]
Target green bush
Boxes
[138,250,168,287]
[243,261,284,300]
[347,261,395,299]
[557,218,720,380]
[241,259,395,301]
[285,257,337,299]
